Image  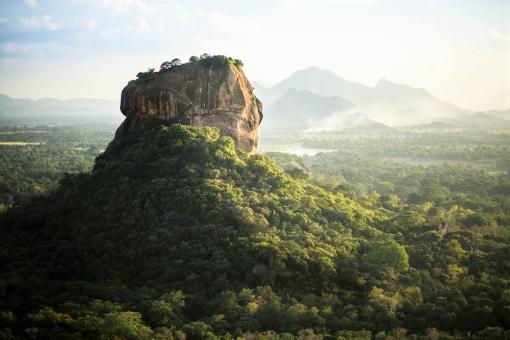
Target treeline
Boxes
[132,54,244,86]
[0,124,114,210]
[299,129,510,164]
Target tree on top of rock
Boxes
[160,58,181,71]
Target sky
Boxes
[0,0,508,110]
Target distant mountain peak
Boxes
[250,68,473,129]
[376,78,426,93]
[279,86,353,104]
[375,77,390,87]
[374,78,435,105]
[293,66,348,79]
[0,92,122,124]
[302,66,328,73]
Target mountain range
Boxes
[255,67,509,131]
[0,67,508,130]
[0,94,122,124]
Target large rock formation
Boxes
[108,58,263,154]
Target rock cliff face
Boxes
[108,60,263,154]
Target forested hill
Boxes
[1,124,509,339]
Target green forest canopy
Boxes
[0,124,509,339]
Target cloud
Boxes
[0,42,56,57]
[95,0,156,16]
[88,0,246,42]
[19,15,61,31]
[490,29,510,44]
[100,28,122,40]
[91,0,158,36]
[24,0,39,8]
[0,16,9,24]
[73,18,98,31]
[267,0,383,5]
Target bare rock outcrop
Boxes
[108,58,263,154]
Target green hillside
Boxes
[1,124,509,339]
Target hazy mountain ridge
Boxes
[262,87,385,132]
[366,78,468,126]
[0,93,122,123]
[263,88,353,128]
[1,67,508,129]
[480,108,510,120]
[255,67,509,129]
[256,67,374,106]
